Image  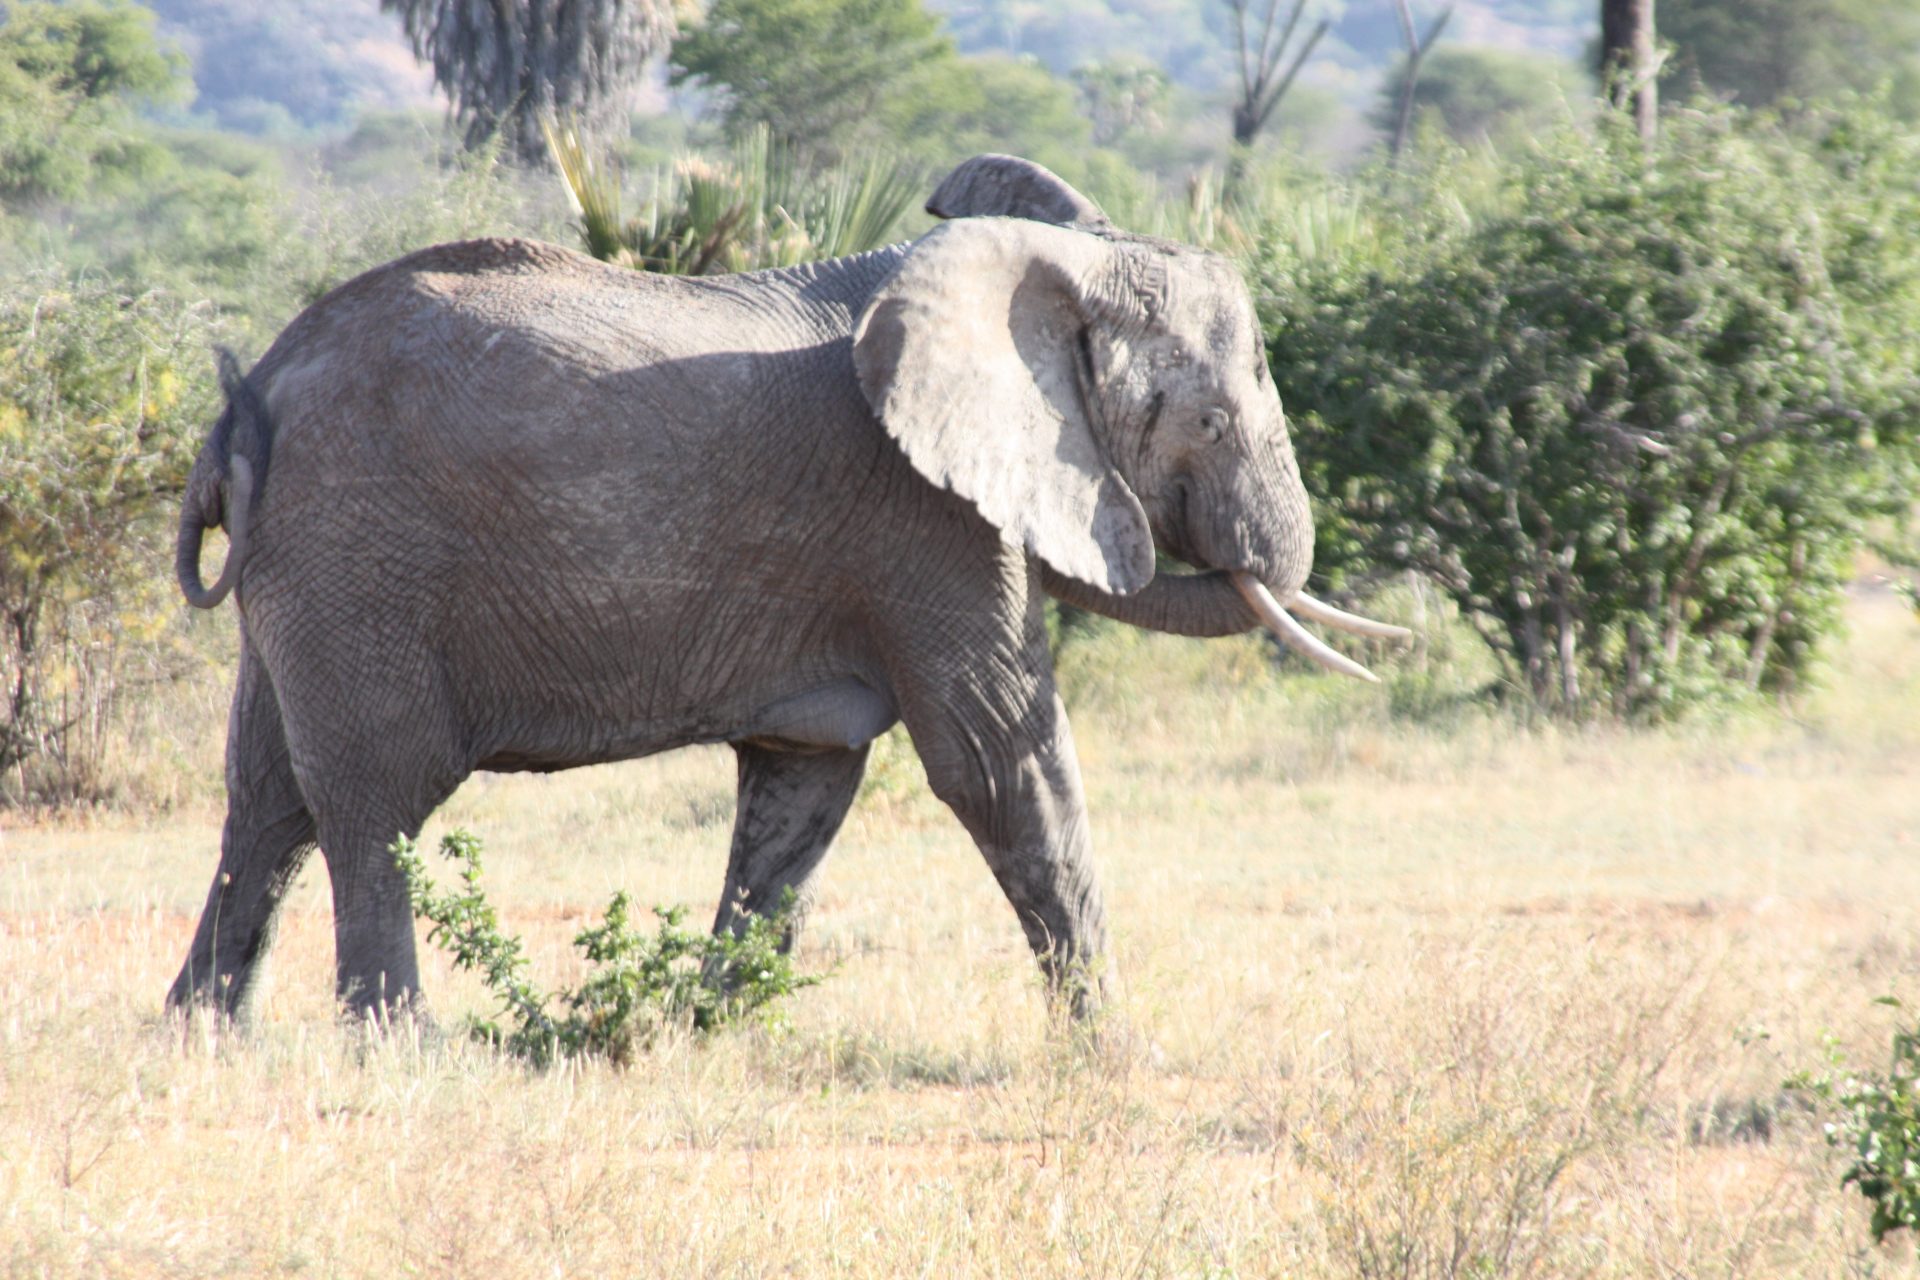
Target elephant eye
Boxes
[1198,407,1230,443]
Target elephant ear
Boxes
[853,217,1154,595]
[926,154,1113,232]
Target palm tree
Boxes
[382,0,678,165]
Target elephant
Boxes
[169,154,1405,1024]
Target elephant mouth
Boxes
[1229,574,1412,683]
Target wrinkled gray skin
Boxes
[169,156,1314,1023]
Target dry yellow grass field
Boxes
[4,595,1919,1277]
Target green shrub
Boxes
[393,830,820,1067]
[1789,997,1920,1243]
[1263,99,1920,717]
[0,272,225,804]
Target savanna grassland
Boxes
[3,592,1919,1278]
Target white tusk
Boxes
[1231,573,1382,683]
[1288,590,1413,641]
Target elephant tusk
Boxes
[1231,573,1382,683]
[1287,590,1413,641]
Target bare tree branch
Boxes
[1388,0,1453,166]
[1226,0,1328,149]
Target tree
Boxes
[0,276,225,803]
[1383,0,1451,163]
[670,0,950,165]
[1224,0,1328,150]
[1661,0,1920,118]
[1265,103,1920,716]
[0,0,182,205]
[1071,55,1169,147]
[1598,0,1657,141]
[881,53,1093,171]
[1370,46,1578,148]
[381,0,676,166]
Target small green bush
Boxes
[393,830,820,1067]
[1790,997,1920,1244]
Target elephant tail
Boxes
[176,349,264,610]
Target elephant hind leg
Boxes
[270,652,471,1024]
[712,741,870,947]
[303,749,469,1023]
[168,642,319,1021]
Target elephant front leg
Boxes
[712,741,870,946]
[904,682,1110,1020]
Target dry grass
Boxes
[5,595,1920,1277]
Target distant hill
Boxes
[145,0,434,134]
[141,0,1593,135]
[936,0,1589,100]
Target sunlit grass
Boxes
[3,594,1918,1275]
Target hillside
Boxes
[143,0,1593,136]
[145,0,435,133]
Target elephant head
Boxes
[855,155,1407,677]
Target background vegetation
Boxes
[3,0,1919,1267]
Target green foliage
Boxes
[0,0,183,205]
[0,273,225,803]
[394,830,820,1067]
[1662,0,1920,120]
[0,2,294,308]
[1071,55,1170,147]
[1369,46,1585,147]
[880,51,1095,173]
[548,122,918,274]
[667,0,1119,177]
[1789,998,1920,1243]
[271,134,534,314]
[670,0,950,165]
[1263,100,1920,717]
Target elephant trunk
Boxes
[1038,564,1412,682]
[1039,564,1258,636]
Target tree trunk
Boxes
[1599,0,1658,142]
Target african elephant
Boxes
[169,154,1404,1023]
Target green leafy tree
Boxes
[1264,101,1920,716]
[0,0,183,205]
[1370,46,1582,147]
[0,2,288,308]
[382,0,678,165]
[1662,0,1920,118]
[0,276,224,802]
[1071,55,1169,146]
[669,0,950,164]
[880,52,1094,171]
